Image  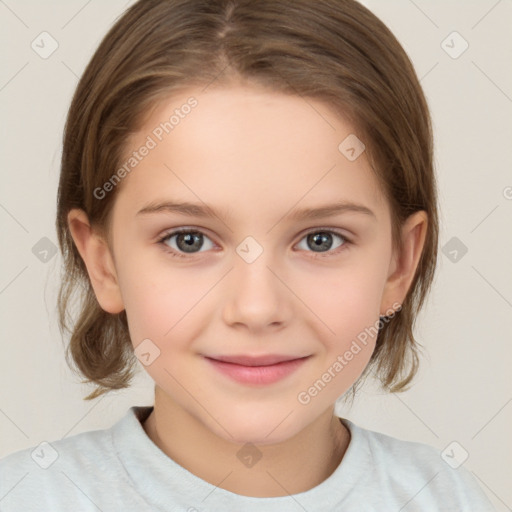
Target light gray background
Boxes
[1,1,511,510]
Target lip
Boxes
[208,354,307,366]
[204,354,311,385]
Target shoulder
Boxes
[0,414,135,510]
[0,424,110,472]
[341,419,496,511]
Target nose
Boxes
[221,248,292,333]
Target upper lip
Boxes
[205,354,310,366]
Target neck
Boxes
[142,386,351,497]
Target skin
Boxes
[68,83,427,497]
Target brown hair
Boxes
[56,0,438,400]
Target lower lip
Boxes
[205,357,310,385]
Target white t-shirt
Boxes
[0,405,496,511]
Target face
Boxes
[106,84,398,444]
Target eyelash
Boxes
[157,227,352,260]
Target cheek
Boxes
[305,269,384,398]
[294,266,384,407]
[300,259,388,397]
[305,260,386,341]
[118,258,213,349]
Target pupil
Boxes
[309,232,332,252]
[175,232,334,254]
[178,232,203,252]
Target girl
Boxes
[0,0,496,510]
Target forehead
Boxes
[114,84,388,224]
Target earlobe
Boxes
[67,209,125,314]
[380,211,428,316]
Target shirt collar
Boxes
[111,405,369,511]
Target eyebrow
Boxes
[136,200,376,221]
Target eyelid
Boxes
[299,226,352,242]
[157,225,352,242]
[157,227,218,253]
[295,227,352,258]
[157,225,353,258]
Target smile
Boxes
[203,354,311,386]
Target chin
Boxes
[204,409,304,446]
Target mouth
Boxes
[203,354,311,386]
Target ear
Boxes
[380,210,428,316]
[67,208,124,314]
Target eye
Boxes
[158,229,215,257]
[295,229,350,257]
[157,227,351,259]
